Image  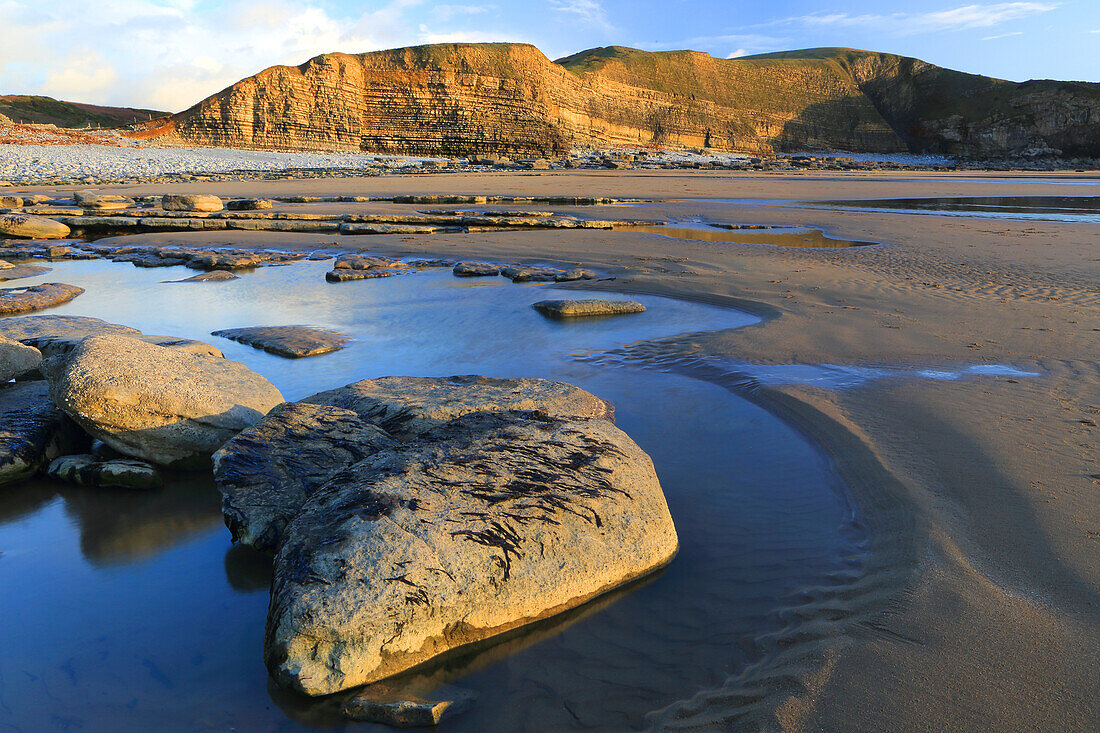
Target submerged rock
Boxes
[0,333,41,382]
[211,325,349,358]
[0,213,71,240]
[0,381,76,486]
[304,375,614,437]
[47,454,163,490]
[213,402,394,552]
[452,262,500,277]
[162,193,223,212]
[265,410,678,695]
[42,335,283,466]
[326,268,396,282]
[533,299,646,318]
[0,283,83,315]
[164,270,240,283]
[342,683,473,726]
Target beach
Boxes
[3,168,1098,730]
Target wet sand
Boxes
[11,170,1100,731]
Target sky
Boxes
[1,1,1097,113]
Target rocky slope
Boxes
[133,44,1100,158]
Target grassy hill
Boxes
[0,95,168,129]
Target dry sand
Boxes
[12,170,1100,731]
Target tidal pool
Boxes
[0,259,867,731]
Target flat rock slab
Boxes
[226,198,274,211]
[0,264,52,281]
[0,381,75,486]
[0,283,83,316]
[334,254,408,271]
[0,213,71,240]
[42,335,284,466]
[213,402,394,552]
[304,375,614,437]
[0,315,223,358]
[73,192,133,210]
[500,265,563,282]
[47,454,163,490]
[164,270,240,283]
[212,325,350,358]
[533,299,646,318]
[266,411,679,695]
[452,262,500,277]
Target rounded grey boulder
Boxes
[0,213,71,240]
[47,454,164,490]
[41,335,283,466]
[0,333,41,381]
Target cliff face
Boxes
[138,44,1100,158]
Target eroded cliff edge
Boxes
[132,43,1100,158]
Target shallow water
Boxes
[627,222,877,248]
[0,260,868,731]
[813,195,1100,223]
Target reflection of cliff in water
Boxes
[0,482,58,524]
[60,475,224,565]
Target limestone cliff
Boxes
[135,43,1100,158]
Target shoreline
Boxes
[2,170,1097,729]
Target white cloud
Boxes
[726,49,748,58]
[0,0,515,111]
[981,31,1024,39]
[548,0,613,32]
[774,3,1058,34]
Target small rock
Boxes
[0,283,84,316]
[73,192,133,210]
[47,454,164,490]
[0,213,71,240]
[342,683,472,726]
[211,325,350,358]
[0,196,23,208]
[162,194,224,212]
[533,299,646,318]
[0,381,78,486]
[554,268,598,282]
[226,198,274,211]
[326,268,395,282]
[452,262,500,277]
[500,265,563,282]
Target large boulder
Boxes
[0,333,41,381]
[0,213,70,240]
[213,402,394,552]
[162,194,223,212]
[0,283,83,315]
[0,381,77,486]
[41,336,283,466]
[303,375,614,437]
[215,376,611,553]
[265,410,678,695]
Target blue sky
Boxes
[1,1,1097,111]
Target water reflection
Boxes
[628,222,877,248]
[815,195,1100,223]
